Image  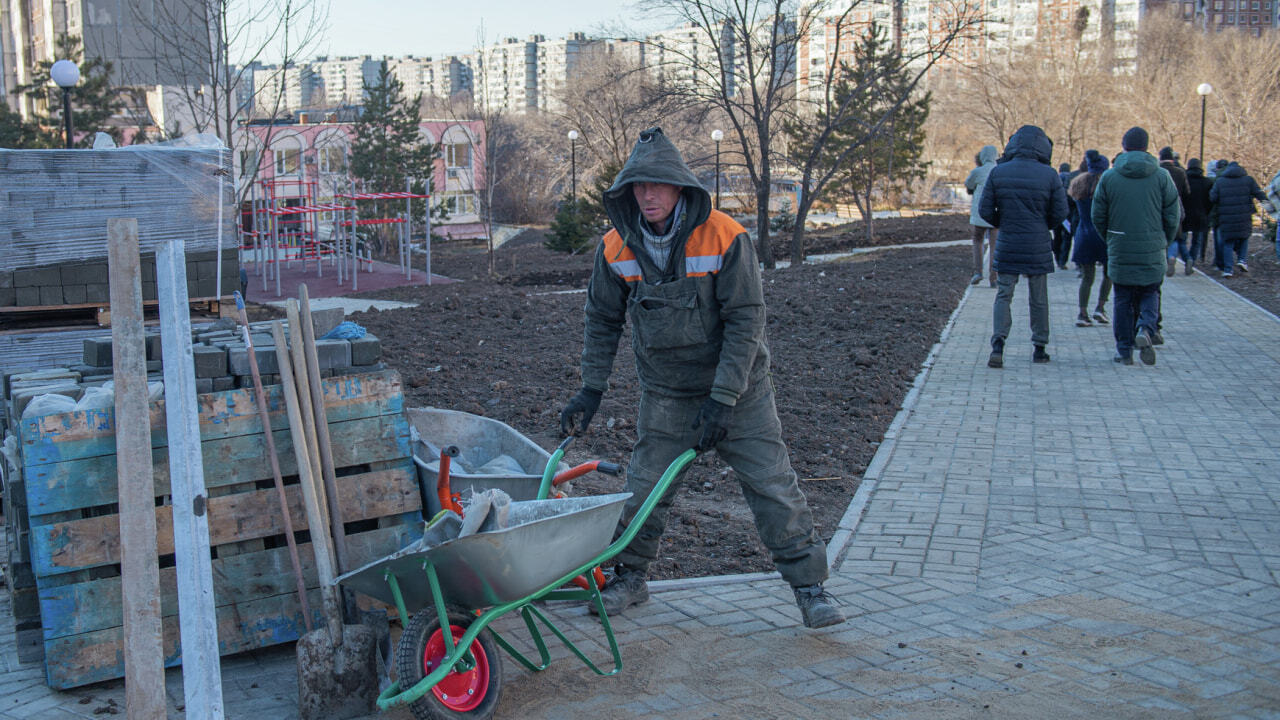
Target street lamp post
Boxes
[50,59,80,149]
[567,129,579,203]
[711,129,724,210]
[1196,82,1213,162]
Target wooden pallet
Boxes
[0,296,228,329]
[16,368,423,688]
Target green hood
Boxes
[603,127,712,240]
[1113,151,1159,179]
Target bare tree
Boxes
[128,0,327,203]
[783,1,985,261]
[641,0,820,268]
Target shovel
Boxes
[273,313,379,719]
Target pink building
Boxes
[235,116,487,239]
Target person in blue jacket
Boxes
[978,125,1068,369]
[1068,150,1112,327]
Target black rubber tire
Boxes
[395,606,503,720]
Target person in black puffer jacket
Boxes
[1209,161,1267,276]
[1159,147,1192,276]
[1053,162,1073,268]
[979,125,1068,368]
[1183,158,1213,273]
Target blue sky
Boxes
[318,0,665,58]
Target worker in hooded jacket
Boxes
[559,127,844,629]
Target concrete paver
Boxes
[2,266,1278,718]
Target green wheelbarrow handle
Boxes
[376,448,698,711]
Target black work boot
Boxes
[793,584,846,629]
[589,565,649,616]
[987,338,1004,369]
[1033,345,1050,364]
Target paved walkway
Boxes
[4,266,1279,718]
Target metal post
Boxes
[62,89,73,149]
[1198,95,1207,162]
[714,140,721,210]
[406,178,413,279]
[571,138,577,203]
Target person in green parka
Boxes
[1091,127,1181,366]
[558,128,844,629]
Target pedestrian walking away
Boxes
[1092,127,1180,366]
[1054,162,1074,269]
[978,125,1068,368]
[965,145,999,286]
[559,127,844,630]
[1183,158,1214,275]
[1262,167,1280,262]
[1068,150,1112,327]
[1159,147,1192,276]
[1209,161,1268,277]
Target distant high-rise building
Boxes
[311,55,381,107]
[647,21,739,97]
[475,36,540,113]
[0,0,211,118]
[536,32,592,113]
[431,55,473,101]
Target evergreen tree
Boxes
[545,197,597,254]
[544,160,620,254]
[831,25,931,242]
[350,61,439,255]
[0,104,58,148]
[16,34,127,147]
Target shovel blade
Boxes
[296,624,379,720]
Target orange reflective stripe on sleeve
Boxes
[683,210,745,277]
[603,229,642,282]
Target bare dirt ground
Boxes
[339,214,972,580]
[1218,237,1280,317]
[292,216,1278,581]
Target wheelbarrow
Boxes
[409,407,622,516]
[335,443,698,720]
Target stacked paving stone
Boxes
[0,145,236,283]
[0,308,383,664]
[0,249,236,308]
[0,308,383,431]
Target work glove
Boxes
[559,387,603,436]
[692,398,733,451]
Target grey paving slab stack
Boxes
[0,142,237,310]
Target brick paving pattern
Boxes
[3,267,1278,718]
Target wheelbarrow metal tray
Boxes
[407,407,569,513]
[336,492,631,611]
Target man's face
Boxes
[633,182,682,231]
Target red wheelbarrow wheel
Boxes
[396,606,503,720]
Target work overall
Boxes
[610,272,828,588]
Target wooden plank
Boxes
[28,463,418,577]
[108,217,165,719]
[18,369,404,467]
[37,524,418,640]
[157,238,224,718]
[39,524,419,689]
[25,412,411,519]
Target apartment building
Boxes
[474,36,539,113]
[430,55,474,101]
[535,32,591,113]
[647,21,738,96]
[0,0,207,118]
[309,55,381,107]
[1167,0,1279,34]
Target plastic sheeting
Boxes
[0,134,234,272]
